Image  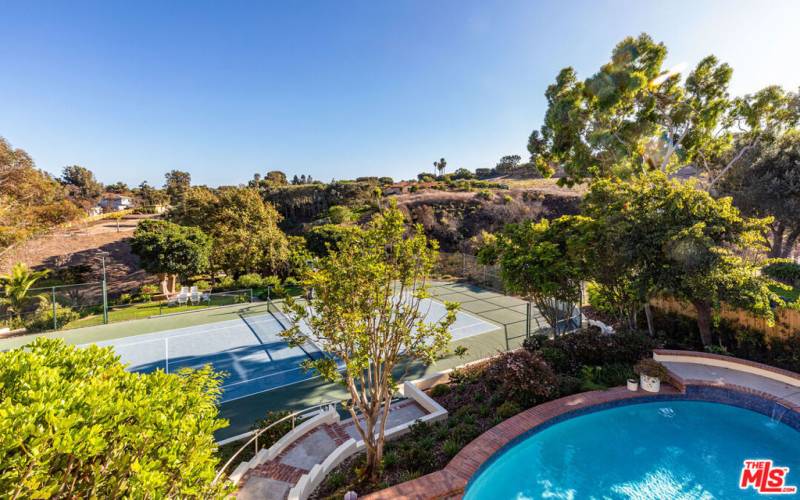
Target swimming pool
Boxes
[465,401,800,499]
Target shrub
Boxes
[0,338,229,498]
[485,350,557,407]
[495,400,521,419]
[537,328,656,375]
[139,283,160,301]
[556,374,583,396]
[24,303,79,332]
[442,438,462,459]
[763,260,800,286]
[596,363,635,387]
[633,358,668,379]
[251,410,303,449]
[216,276,235,290]
[328,205,353,224]
[476,189,493,201]
[586,281,618,318]
[522,334,550,352]
[430,383,451,397]
[236,273,264,289]
[191,280,210,292]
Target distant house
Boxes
[98,193,133,212]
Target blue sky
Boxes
[1,0,798,187]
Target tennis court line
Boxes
[101,316,281,348]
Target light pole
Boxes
[97,251,110,324]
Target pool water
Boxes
[465,401,800,499]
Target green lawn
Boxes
[771,284,800,304]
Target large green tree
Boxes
[720,130,800,258]
[0,338,229,498]
[583,173,782,346]
[528,34,798,187]
[478,217,586,334]
[283,203,456,480]
[164,170,192,205]
[131,219,211,287]
[61,165,104,202]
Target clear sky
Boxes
[1,0,798,187]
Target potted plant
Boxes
[626,377,639,391]
[634,358,668,393]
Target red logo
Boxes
[740,460,797,495]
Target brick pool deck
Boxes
[365,351,800,500]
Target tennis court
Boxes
[90,297,497,403]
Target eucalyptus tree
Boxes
[528,33,799,187]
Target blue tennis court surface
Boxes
[91,299,497,403]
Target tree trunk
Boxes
[643,303,655,336]
[769,224,785,258]
[693,300,713,347]
[781,227,800,258]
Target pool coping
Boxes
[363,351,800,500]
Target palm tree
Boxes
[0,263,49,324]
[434,158,447,177]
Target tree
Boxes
[583,173,781,346]
[264,170,288,186]
[0,263,49,324]
[452,168,475,180]
[291,175,300,185]
[164,170,192,205]
[478,217,586,334]
[433,158,447,177]
[105,181,130,194]
[133,181,169,208]
[131,219,211,289]
[305,224,361,257]
[495,155,521,175]
[206,188,289,277]
[61,165,103,201]
[528,33,798,187]
[720,130,800,258]
[0,337,229,498]
[283,203,457,479]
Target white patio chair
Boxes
[177,293,188,306]
[180,286,189,295]
[190,286,198,294]
[166,294,178,307]
[190,291,200,304]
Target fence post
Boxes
[102,279,109,324]
[249,288,254,303]
[52,286,57,331]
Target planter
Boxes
[639,374,661,393]
[626,378,639,391]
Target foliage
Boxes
[305,224,360,257]
[451,168,475,180]
[0,263,49,323]
[0,137,84,249]
[633,358,669,379]
[23,301,80,333]
[131,219,212,281]
[495,155,521,175]
[433,158,447,177]
[484,350,557,407]
[0,338,229,498]
[721,131,800,258]
[61,165,103,201]
[479,217,586,333]
[430,383,451,397]
[763,260,800,286]
[171,187,290,277]
[283,202,457,479]
[236,273,264,289]
[495,401,521,419]
[583,173,782,346]
[164,170,192,205]
[530,328,656,376]
[327,205,353,224]
[139,283,160,301]
[528,33,798,187]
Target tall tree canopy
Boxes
[720,130,800,258]
[61,165,104,202]
[582,173,781,346]
[168,187,290,277]
[131,219,211,284]
[283,203,456,480]
[528,33,799,187]
[0,338,229,498]
[164,170,192,205]
[0,137,83,249]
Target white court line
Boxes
[165,337,169,374]
[104,316,281,348]
[221,364,307,388]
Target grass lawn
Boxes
[771,284,800,304]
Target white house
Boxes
[98,193,133,212]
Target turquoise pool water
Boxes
[465,401,800,499]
